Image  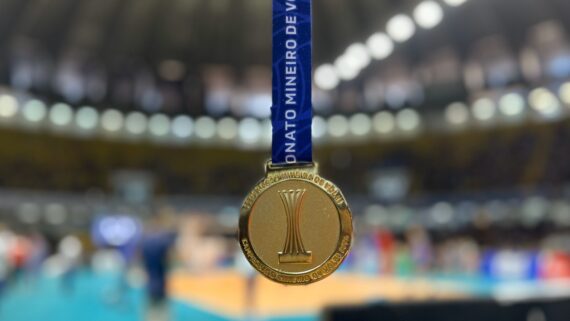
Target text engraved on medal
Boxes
[242,171,346,210]
[241,235,350,284]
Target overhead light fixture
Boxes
[195,116,216,139]
[349,113,372,136]
[372,111,395,134]
[217,117,238,140]
[443,0,468,7]
[101,109,124,132]
[472,98,496,121]
[529,87,560,116]
[0,94,18,118]
[499,93,525,116]
[125,112,148,135]
[238,118,261,144]
[366,33,394,60]
[312,116,327,139]
[319,0,455,88]
[22,100,47,123]
[345,43,371,70]
[386,14,416,43]
[414,1,444,29]
[75,106,99,130]
[328,115,349,137]
[396,109,420,131]
[49,103,73,126]
[445,102,469,125]
[148,114,170,137]
[334,55,360,81]
[314,64,340,90]
[172,115,193,139]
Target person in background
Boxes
[24,231,48,287]
[406,225,433,274]
[91,215,142,306]
[394,242,414,277]
[374,227,395,275]
[140,213,178,321]
[0,225,13,301]
[58,235,83,293]
[8,234,32,285]
[235,246,257,321]
[0,260,6,304]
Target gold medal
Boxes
[239,162,353,285]
[240,0,353,284]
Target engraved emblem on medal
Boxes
[238,0,353,285]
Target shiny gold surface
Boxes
[277,189,313,264]
[239,163,353,285]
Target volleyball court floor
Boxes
[0,270,467,321]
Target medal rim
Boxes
[239,162,353,285]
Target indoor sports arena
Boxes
[1,0,570,320]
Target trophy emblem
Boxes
[278,189,312,264]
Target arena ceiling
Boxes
[0,0,570,115]
[0,0,407,66]
[0,0,567,68]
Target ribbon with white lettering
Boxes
[271,0,313,165]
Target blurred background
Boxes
[1,0,570,320]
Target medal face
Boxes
[239,163,352,285]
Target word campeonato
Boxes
[283,0,299,164]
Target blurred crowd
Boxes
[1,203,569,300]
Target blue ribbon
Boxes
[271,0,313,165]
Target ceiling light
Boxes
[75,107,98,130]
[444,0,468,7]
[0,94,18,118]
[217,117,238,140]
[367,33,394,60]
[373,111,395,134]
[172,115,193,139]
[499,93,525,116]
[49,103,73,126]
[472,98,496,121]
[22,100,47,123]
[414,1,444,29]
[386,14,416,43]
[101,109,124,132]
[334,55,360,81]
[345,43,371,70]
[239,118,261,144]
[445,102,469,125]
[125,112,148,135]
[349,113,372,136]
[396,109,420,131]
[312,116,327,139]
[195,117,216,139]
[148,114,170,137]
[328,115,349,137]
[314,64,339,90]
[529,87,560,116]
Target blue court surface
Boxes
[0,271,317,321]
